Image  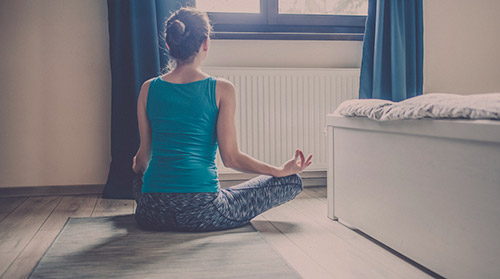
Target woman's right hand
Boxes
[132,155,147,175]
[132,156,141,174]
[275,149,312,177]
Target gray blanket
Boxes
[335,93,500,121]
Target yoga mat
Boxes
[29,215,301,279]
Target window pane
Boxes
[279,0,368,15]
[196,0,260,13]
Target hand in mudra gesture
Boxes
[277,149,312,177]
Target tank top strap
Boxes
[145,77,162,119]
[207,77,218,111]
[148,76,164,94]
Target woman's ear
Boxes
[202,38,210,52]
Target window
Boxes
[279,0,367,15]
[196,0,368,40]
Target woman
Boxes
[132,7,312,232]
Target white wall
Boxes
[205,40,363,68]
[0,0,111,187]
[423,0,500,94]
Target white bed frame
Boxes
[326,115,500,279]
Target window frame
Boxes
[203,0,367,40]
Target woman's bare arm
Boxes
[216,79,312,177]
[132,80,153,174]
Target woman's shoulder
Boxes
[214,77,235,93]
[142,76,159,88]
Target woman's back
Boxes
[133,7,310,232]
[142,76,220,193]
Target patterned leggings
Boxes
[133,174,303,232]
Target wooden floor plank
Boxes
[39,195,99,231]
[304,186,327,200]
[262,200,404,279]
[0,196,62,251]
[2,195,99,279]
[0,197,27,222]
[0,252,18,278]
[252,215,334,279]
[290,191,431,279]
[0,196,62,276]
[91,197,134,217]
[1,229,60,279]
[294,190,313,200]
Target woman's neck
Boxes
[163,61,209,83]
[172,62,201,75]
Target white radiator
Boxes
[204,67,360,173]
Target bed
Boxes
[326,93,500,279]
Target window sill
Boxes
[211,32,364,41]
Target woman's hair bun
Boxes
[168,20,189,45]
[171,20,185,35]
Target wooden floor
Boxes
[0,187,432,279]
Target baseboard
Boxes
[0,184,106,198]
[0,171,326,197]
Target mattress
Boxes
[327,115,500,144]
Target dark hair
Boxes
[164,7,212,69]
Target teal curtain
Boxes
[359,0,423,101]
[103,0,192,199]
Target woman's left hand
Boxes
[276,149,312,177]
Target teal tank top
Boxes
[142,76,220,193]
